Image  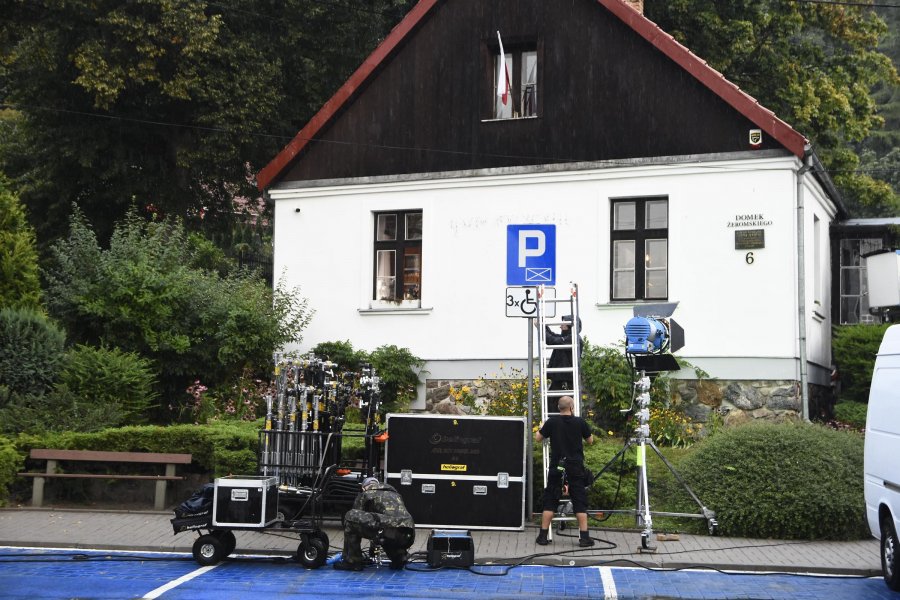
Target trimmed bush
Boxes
[59,345,158,425]
[673,421,867,540]
[832,324,890,403]
[834,401,868,429]
[0,307,65,400]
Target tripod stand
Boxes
[589,370,717,550]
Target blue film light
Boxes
[625,316,669,354]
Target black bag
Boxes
[174,483,214,518]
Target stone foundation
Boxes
[424,377,833,424]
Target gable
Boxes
[258,0,807,190]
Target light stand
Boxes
[590,367,717,550]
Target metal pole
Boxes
[526,317,534,519]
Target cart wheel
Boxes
[311,530,330,550]
[297,538,327,569]
[214,530,237,557]
[708,520,718,536]
[193,534,224,566]
[640,533,650,550]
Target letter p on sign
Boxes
[518,230,545,267]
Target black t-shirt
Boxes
[539,414,591,467]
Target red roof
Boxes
[257,0,808,191]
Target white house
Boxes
[258,0,843,422]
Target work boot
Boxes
[535,529,551,545]
[579,532,595,547]
[333,559,364,572]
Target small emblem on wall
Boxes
[749,129,763,148]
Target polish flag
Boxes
[496,31,511,105]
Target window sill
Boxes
[359,304,433,315]
[480,115,540,123]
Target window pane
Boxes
[376,214,397,241]
[645,239,668,269]
[614,203,636,230]
[645,200,668,229]
[494,53,513,119]
[405,213,422,240]
[841,297,860,324]
[403,249,421,300]
[613,272,635,299]
[614,240,635,268]
[521,51,537,117]
[645,270,667,298]
[841,268,860,295]
[376,250,396,300]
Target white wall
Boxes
[270,154,836,396]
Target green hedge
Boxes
[0,436,23,507]
[832,324,889,403]
[834,401,868,429]
[672,421,867,540]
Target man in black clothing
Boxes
[534,395,595,547]
[543,315,584,412]
[333,477,415,571]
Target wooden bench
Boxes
[17,449,192,511]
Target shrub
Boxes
[832,323,890,403]
[834,401,868,429]
[44,208,313,419]
[673,421,867,540]
[59,345,158,425]
[0,387,122,435]
[368,344,426,413]
[0,307,65,400]
[0,176,41,309]
[0,436,23,506]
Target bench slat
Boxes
[18,473,183,481]
[30,449,192,464]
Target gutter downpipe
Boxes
[797,148,813,422]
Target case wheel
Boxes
[297,537,327,569]
[213,530,237,557]
[193,534,225,566]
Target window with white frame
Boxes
[610,198,668,301]
[493,45,538,120]
[839,238,883,324]
[374,210,422,302]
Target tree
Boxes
[0,0,411,247]
[0,174,40,309]
[44,207,313,419]
[644,0,899,216]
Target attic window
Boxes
[493,41,538,120]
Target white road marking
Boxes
[599,566,617,599]
[142,564,219,599]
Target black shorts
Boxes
[541,464,588,514]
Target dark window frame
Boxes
[610,197,669,301]
[484,37,541,121]
[373,209,423,302]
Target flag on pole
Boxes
[496,31,510,106]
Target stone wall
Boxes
[424,377,833,424]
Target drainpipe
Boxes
[796,149,813,422]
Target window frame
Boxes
[486,38,540,121]
[373,210,423,303]
[609,197,669,301]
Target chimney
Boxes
[623,0,643,14]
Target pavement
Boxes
[0,506,883,577]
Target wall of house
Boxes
[270,153,834,409]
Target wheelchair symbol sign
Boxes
[505,286,556,318]
[507,225,555,285]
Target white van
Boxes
[865,324,900,591]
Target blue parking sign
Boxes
[507,224,555,285]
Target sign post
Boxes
[506,224,557,521]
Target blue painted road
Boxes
[0,547,894,599]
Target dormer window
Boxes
[492,37,538,120]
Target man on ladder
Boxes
[535,283,591,544]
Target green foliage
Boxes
[368,344,426,414]
[0,436,23,507]
[0,387,124,435]
[674,422,868,540]
[832,323,890,402]
[182,370,273,424]
[0,175,41,309]
[0,0,413,246]
[0,307,65,399]
[649,405,704,448]
[58,344,158,425]
[834,401,868,429]
[645,0,899,217]
[312,340,369,372]
[44,208,313,418]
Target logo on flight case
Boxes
[441,464,467,472]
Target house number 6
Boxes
[745,252,754,264]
